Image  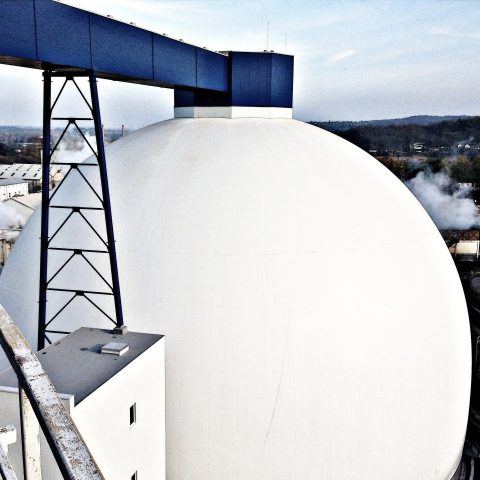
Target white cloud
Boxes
[429,26,459,37]
[429,26,480,40]
[325,49,356,64]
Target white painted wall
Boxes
[71,337,165,480]
[174,106,293,119]
[0,337,165,479]
[0,182,28,201]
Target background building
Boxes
[0,179,28,201]
[3,192,41,223]
[0,164,66,192]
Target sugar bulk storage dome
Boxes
[0,118,471,480]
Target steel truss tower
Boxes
[38,69,124,350]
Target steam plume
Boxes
[0,203,25,229]
[405,171,478,230]
[51,134,97,165]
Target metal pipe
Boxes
[19,388,42,480]
[0,305,104,480]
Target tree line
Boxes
[311,117,480,153]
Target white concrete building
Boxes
[0,179,28,201]
[0,328,165,479]
[0,164,66,191]
[0,163,65,182]
[0,164,42,182]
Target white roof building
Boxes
[3,192,41,222]
[0,117,471,480]
[0,179,29,202]
[0,327,165,479]
[0,164,42,181]
[0,164,66,182]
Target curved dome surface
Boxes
[0,118,471,479]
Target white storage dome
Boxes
[0,118,471,480]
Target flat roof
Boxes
[4,192,42,210]
[0,164,42,181]
[0,179,28,186]
[0,327,163,404]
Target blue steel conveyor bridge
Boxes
[0,0,294,350]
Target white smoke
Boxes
[405,170,478,229]
[51,134,97,166]
[0,202,25,229]
[0,133,97,233]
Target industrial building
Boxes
[0,164,42,182]
[0,1,472,479]
[3,193,41,224]
[0,164,65,192]
[0,230,20,268]
[0,193,42,267]
[0,179,29,202]
[0,120,471,480]
[0,328,165,479]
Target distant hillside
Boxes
[310,116,480,154]
[0,126,126,164]
[0,126,125,145]
[312,115,475,133]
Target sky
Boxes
[0,0,479,128]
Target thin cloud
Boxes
[325,49,356,64]
[59,0,223,29]
[429,26,480,39]
[429,26,460,37]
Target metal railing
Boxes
[0,425,17,480]
[0,304,103,479]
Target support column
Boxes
[37,69,125,348]
[38,70,52,351]
[89,72,124,328]
[19,388,42,480]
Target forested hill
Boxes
[311,116,480,153]
[312,115,474,132]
